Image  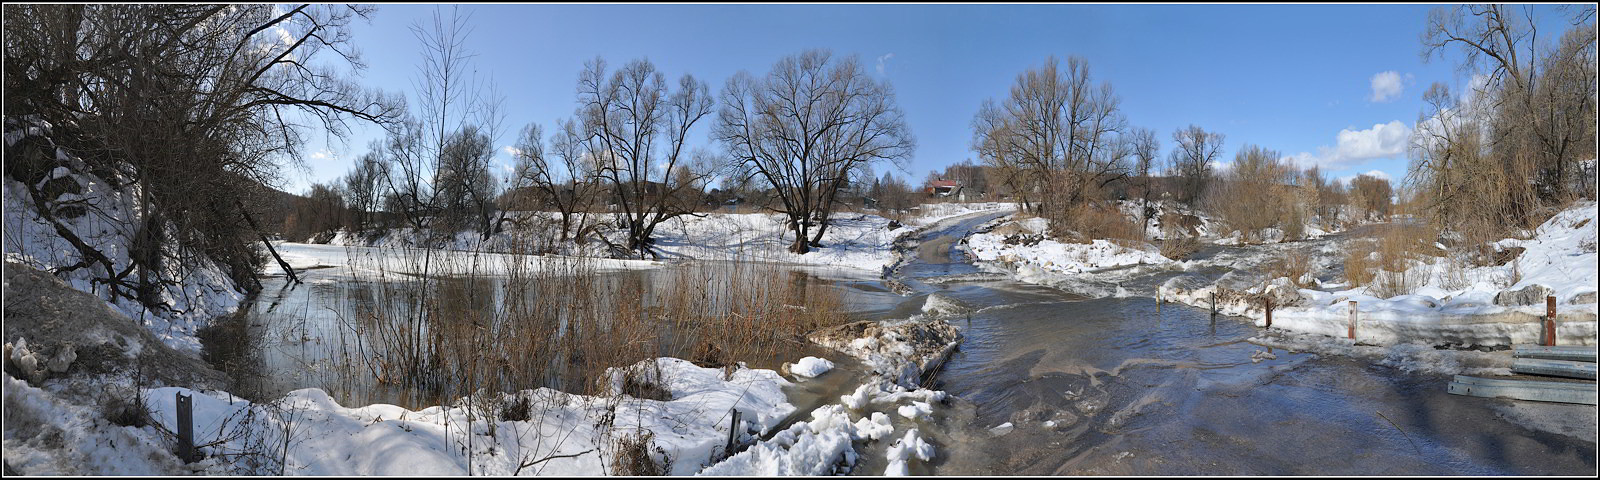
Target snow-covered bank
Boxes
[322,202,1012,273]
[708,294,968,475]
[4,356,796,476]
[968,216,1173,275]
[1161,202,1599,347]
[965,214,1177,297]
[3,119,244,354]
[270,241,662,280]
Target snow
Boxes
[324,203,1011,274]
[3,120,244,355]
[697,405,859,476]
[270,241,662,280]
[965,214,1175,297]
[705,306,964,475]
[895,401,932,421]
[789,357,835,378]
[1262,202,1599,346]
[2,373,183,475]
[988,422,1014,436]
[881,428,935,476]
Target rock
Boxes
[46,343,75,373]
[2,261,229,389]
[1494,284,1554,306]
[1570,291,1598,305]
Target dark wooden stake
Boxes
[1545,295,1557,346]
[724,409,742,457]
[1265,299,1273,328]
[1210,291,1217,318]
[176,392,196,463]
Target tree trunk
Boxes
[239,200,299,284]
[789,215,811,254]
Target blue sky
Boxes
[289,3,1578,195]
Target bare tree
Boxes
[1348,174,1394,221]
[375,5,505,240]
[434,124,498,237]
[970,56,1130,227]
[342,149,387,231]
[577,57,715,259]
[1126,127,1161,236]
[715,49,914,254]
[3,4,398,303]
[1210,144,1299,242]
[1168,125,1224,205]
[511,119,600,244]
[1420,4,1598,226]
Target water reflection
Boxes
[208,260,872,409]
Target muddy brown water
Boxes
[207,213,1596,475]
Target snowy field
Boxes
[269,241,663,280]
[325,202,1011,274]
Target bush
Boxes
[1263,251,1313,287]
[610,430,672,476]
[617,364,671,402]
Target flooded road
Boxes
[896,212,1596,475]
[209,212,1595,475]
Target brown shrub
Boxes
[1047,202,1143,243]
[610,430,672,476]
[1264,250,1313,287]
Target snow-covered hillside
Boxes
[3,118,244,354]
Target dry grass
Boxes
[1047,202,1143,243]
[1263,250,1313,287]
[609,430,671,476]
[330,221,853,407]
[1342,223,1442,296]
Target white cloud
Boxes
[1368,71,1412,103]
[309,149,334,162]
[1284,120,1412,171]
[876,53,895,75]
[1335,169,1393,186]
[502,145,522,157]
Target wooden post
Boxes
[1210,291,1217,317]
[1348,301,1358,340]
[1265,299,1273,329]
[176,392,195,463]
[724,409,742,457]
[1545,295,1557,346]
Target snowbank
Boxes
[324,203,1011,274]
[965,214,1176,297]
[270,241,661,280]
[787,357,835,378]
[1164,202,1599,347]
[707,297,968,475]
[6,357,797,476]
[3,119,244,355]
[967,216,1172,275]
